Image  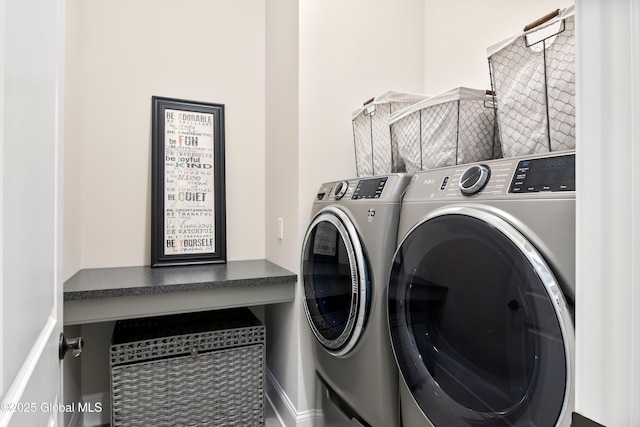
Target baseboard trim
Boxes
[266,369,321,427]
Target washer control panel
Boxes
[405,151,575,201]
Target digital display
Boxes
[353,177,388,199]
[509,154,575,193]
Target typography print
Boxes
[163,109,215,255]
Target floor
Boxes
[265,403,282,427]
[97,404,281,426]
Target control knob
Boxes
[459,164,491,196]
[334,181,349,200]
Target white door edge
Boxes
[0,314,57,427]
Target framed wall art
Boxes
[151,96,226,267]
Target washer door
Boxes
[302,207,370,357]
[388,206,574,426]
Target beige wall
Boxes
[64,0,82,281]
[64,0,266,277]
[264,0,304,417]
[298,0,425,233]
[265,0,300,276]
[424,0,574,95]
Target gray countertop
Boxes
[64,259,297,301]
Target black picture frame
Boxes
[151,96,226,267]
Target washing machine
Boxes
[301,174,412,427]
[388,151,575,427]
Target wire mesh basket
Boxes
[110,308,265,427]
[352,90,429,176]
[389,87,500,172]
[488,5,575,158]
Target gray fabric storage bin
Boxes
[351,90,429,176]
[389,87,500,172]
[488,5,575,158]
[110,308,265,427]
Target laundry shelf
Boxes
[63,259,297,325]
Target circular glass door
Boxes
[302,207,370,357]
[388,207,573,426]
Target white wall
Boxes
[576,1,640,425]
[423,0,574,95]
[64,0,266,276]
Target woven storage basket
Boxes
[351,90,429,176]
[389,87,500,172]
[488,5,575,158]
[110,308,265,427]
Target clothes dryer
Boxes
[301,174,411,427]
[388,152,575,427]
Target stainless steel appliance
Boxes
[388,151,576,427]
[302,174,412,426]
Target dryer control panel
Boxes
[315,174,410,203]
[508,154,575,193]
[316,177,388,201]
[405,151,576,202]
[352,177,388,199]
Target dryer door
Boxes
[388,207,574,427]
[302,207,370,357]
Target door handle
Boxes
[59,333,84,359]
